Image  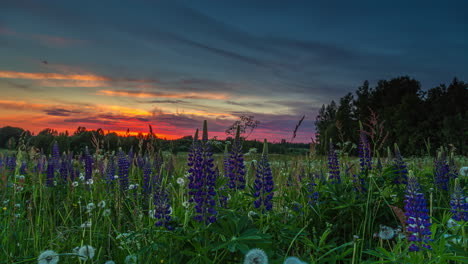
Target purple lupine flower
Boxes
[404,174,432,252]
[393,144,408,184]
[307,174,319,206]
[450,179,467,221]
[84,147,93,181]
[153,186,173,230]
[6,155,16,171]
[227,126,246,190]
[434,150,450,191]
[253,139,274,212]
[117,149,129,191]
[327,142,340,183]
[143,158,153,194]
[46,158,55,187]
[105,155,115,186]
[358,129,372,173]
[352,174,367,193]
[52,141,60,169]
[187,121,218,224]
[20,161,27,175]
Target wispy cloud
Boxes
[0,70,110,81]
[97,89,230,100]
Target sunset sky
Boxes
[1,0,467,142]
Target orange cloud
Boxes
[38,80,110,88]
[0,99,48,111]
[0,71,111,81]
[97,89,229,100]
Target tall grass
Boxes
[0,139,467,263]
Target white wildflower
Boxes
[244,248,268,264]
[248,211,258,219]
[103,209,111,217]
[79,174,85,181]
[284,256,307,264]
[177,177,185,186]
[447,218,460,231]
[459,167,468,177]
[129,184,136,190]
[125,254,137,264]
[37,250,59,264]
[86,203,95,212]
[114,175,119,179]
[378,225,395,240]
[148,209,156,218]
[80,220,92,228]
[104,261,116,264]
[78,245,95,261]
[182,201,190,208]
[86,179,94,185]
[98,200,106,208]
[72,181,79,187]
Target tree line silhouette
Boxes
[315,76,467,156]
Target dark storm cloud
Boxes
[44,108,82,116]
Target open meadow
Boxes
[1,123,467,264]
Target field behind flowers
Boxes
[1,127,467,264]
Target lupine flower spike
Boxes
[434,149,450,191]
[253,139,274,211]
[393,144,408,184]
[227,125,246,190]
[187,121,218,224]
[404,172,432,251]
[118,148,129,191]
[450,178,467,221]
[327,140,340,183]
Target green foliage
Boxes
[315,76,468,156]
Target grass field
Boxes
[0,139,467,264]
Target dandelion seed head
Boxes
[284,256,307,264]
[78,245,95,261]
[447,218,460,231]
[98,200,106,208]
[378,225,395,240]
[176,177,185,186]
[86,203,95,211]
[80,220,92,228]
[37,250,59,264]
[244,248,268,264]
[125,255,137,264]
